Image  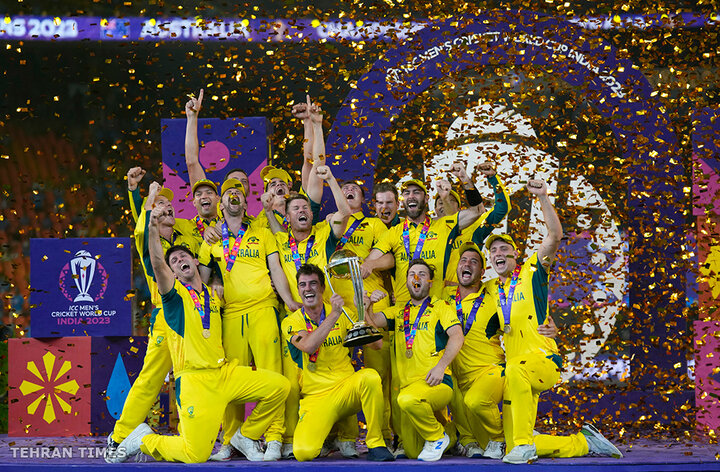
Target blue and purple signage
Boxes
[30,238,132,337]
[0,14,715,43]
[160,117,271,218]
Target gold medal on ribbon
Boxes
[307,362,317,372]
[405,349,413,359]
[202,328,211,339]
[503,325,511,334]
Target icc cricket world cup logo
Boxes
[58,250,109,303]
[71,250,95,302]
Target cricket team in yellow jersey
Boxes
[104,93,623,465]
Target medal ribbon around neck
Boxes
[301,306,326,364]
[194,215,207,238]
[221,221,247,272]
[184,284,211,332]
[336,217,364,251]
[455,288,485,336]
[403,216,431,262]
[273,209,289,230]
[289,230,316,271]
[497,265,521,329]
[403,298,430,353]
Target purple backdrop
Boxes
[30,238,132,338]
[325,12,687,420]
[160,117,271,218]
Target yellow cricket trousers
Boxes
[293,368,386,461]
[503,353,560,449]
[396,379,453,459]
[221,306,283,444]
[112,308,172,443]
[141,360,289,463]
[534,432,589,457]
[457,364,505,447]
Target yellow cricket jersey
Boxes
[374,214,460,304]
[282,305,355,396]
[444,176,511,286]
[174,216,220,248]
[381,296,460,389]
[331,211,388,320]
[485,253,561,366]
[134,210,198,308]
[197,224,279,314]
[160,279,225,376]
[276,222,340,303]
[249,209,285,232]
[442,284,504,385]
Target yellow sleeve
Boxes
[281,310,305,342]
[437,300,461,331]
[371,218,388,246]
[197,241,212,266]
[374,224,399,254]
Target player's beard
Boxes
[404,198,426,220]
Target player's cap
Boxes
[458,242,486,268]
[191,179,218,195]
[435,189,461,205]
[221,178,247,197]
[485,234,518,251]
[400,178,428,194]
[157,188,174,202]
[261,165,292,189]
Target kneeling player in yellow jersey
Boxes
[443,242,506,460]
[444,242,559,459]
[106,206,290,464]
[198,178,301,461]
[281,264,395,462]
[486,179,622,464]
[106,179,199,457]
[365,259,465,462]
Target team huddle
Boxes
[103,92,623,465]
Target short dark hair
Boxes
[373,182,397,201]
[296,263,326,286]
[225,167,248,179]
[164,245,195,267]
[408,258,435,279]
[285,192,309,213]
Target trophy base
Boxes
[343,324,383,347]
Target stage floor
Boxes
[1,435,719,471]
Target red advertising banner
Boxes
[9,338,92,436]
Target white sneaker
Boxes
[107,423,153,463]
[502,444,537,464]
[334,439,359,458]
[483,440,505,459]
[281,443,294,460]
[393,446,407,459]
[209,444,235,461]
[230,429,264,461]
[465,441,485,458]
[264,440,282,461]
[582,424,623,458]
[417,433,450,462]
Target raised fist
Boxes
[127,167,146,191]
[477,161,496,177]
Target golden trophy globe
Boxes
[325,249,383,347]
